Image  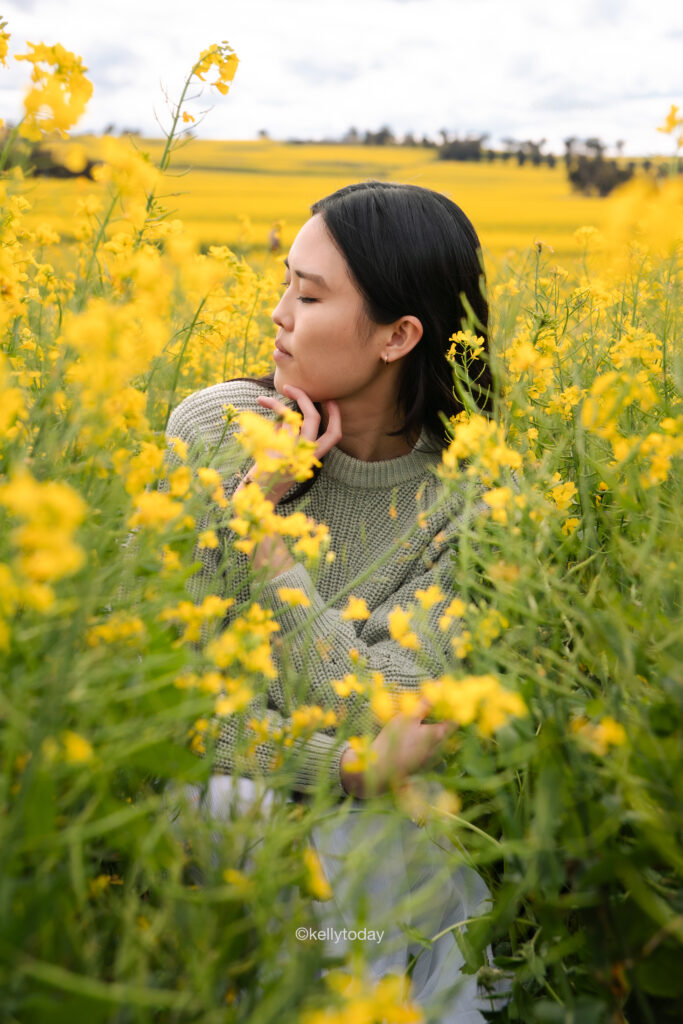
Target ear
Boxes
[384,315,423,362]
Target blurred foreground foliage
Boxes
[1,23,682,1024]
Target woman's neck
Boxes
[321,400,417,462]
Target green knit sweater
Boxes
[166,379,476,799]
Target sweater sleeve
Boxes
[258,530,468,733]
[211,698,351,799]
[165,381,353,797]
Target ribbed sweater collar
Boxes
[321,429,441,489]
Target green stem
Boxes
[164,296,207,427]
[240,286,261,374]
[78,192,119,307]
[18,957,199,1010]
[0,119,23,173]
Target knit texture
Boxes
[166,379,476,799]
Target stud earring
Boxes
[382,354,389,365]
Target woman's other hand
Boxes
[339,699,458,799]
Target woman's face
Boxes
[271,214,387,403]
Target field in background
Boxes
[21,137,610,265]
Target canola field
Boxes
[2,29,683,1024]
[23,136,611,263]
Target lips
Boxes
[275,338,291,356]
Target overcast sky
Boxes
[2,0,681,155]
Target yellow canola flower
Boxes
[207,603,279,680]
[0,19,10,67]
[87,613,146,647]
[302,846,333,902]
[62,730,93,764]
[546,475,578,513]
[420,674,527,736]
[572,715,627,756]
[214,685,253,716]
[234,409,320,482]
[342,735,378,774]
[115,442,165,496]
[657,103,683,138]
[441,412,522,484]
[128,491,184,530]
[387,606,420,651]
[0,471,87,585]
[15,42,93,140]
[341,595,371,620]
[331,673,366,698]
[482,485,513,524]
[438,597,467,632]
[159,595,233,645]
[276,586,311,608]
[414,584,445,610]
[289,706,337,738]
[302,967,423,1024]
[168,465,192,498]
[198,529,219,550]
[193,41,239,96]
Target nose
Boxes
[272,291,293,331]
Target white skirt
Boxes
[181,775,500,1023]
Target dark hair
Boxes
[235,180,494,502]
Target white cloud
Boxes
[1,0,680,153]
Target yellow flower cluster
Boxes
[159,594,234,645]
[387,605,420,651]
[234,409,320,482]
[289,706,338,740]
[440,412,522,484]
[15,42,93,140]
[42,730,94,764]
[571,715,627,756]
[229,480,329,562]
[0,19,9,69]
[340,735,379,774]
[301,966,423,1024]
[420,674,527,736]
[193,42,239,96]
[207,603,280,680]
[87,613,146,648]
[302,847,333,901]
[0,471,87,628]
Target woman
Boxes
[168,181,500,1021]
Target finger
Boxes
[412,697,433,721]
[280,385,320,441]
[323,400,342,444]
[257,395,292,420]
[313,405,343,458]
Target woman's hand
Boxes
[339,699,458,799]
[244,384,342,505]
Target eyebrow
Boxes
[283,257,328,289]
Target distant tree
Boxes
[438,133,489,162]
[342,126,360,144]
[257,129,270,140]
[363,125,396,146]
[563,136,578,167]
